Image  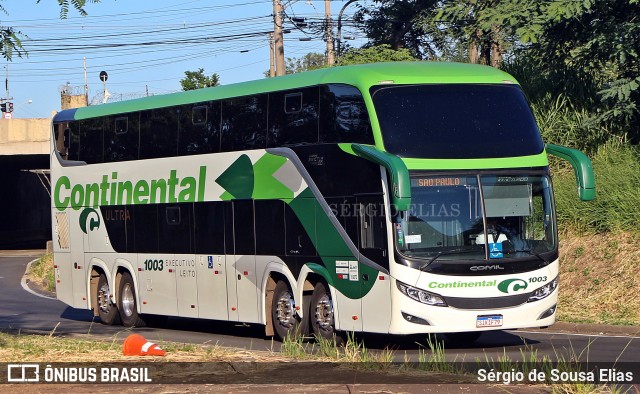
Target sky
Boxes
[2,0,370,118]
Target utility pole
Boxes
[325,0,335,66]
[83,57,89,106]
[269,33,275,78]
[273,0,285,76]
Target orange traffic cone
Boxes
[122,334,166,356]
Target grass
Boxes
[28,253,55,293]
[0,331,286,363]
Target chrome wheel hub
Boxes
[121,284,135,317]
[98,283,112,313]
[314,294,333,330]
[275,292,295,328]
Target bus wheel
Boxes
[96,274,120,325]
[117,272,145,327]
[310,282,342,344]
[444,331,482,345]
[272,280,301,341]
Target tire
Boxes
[271,280,306,341]
[96,274,120,325]
[309,282,342,345]
[117,272,145,327]
[444,331,482,345]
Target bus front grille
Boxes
[444,293,531,310]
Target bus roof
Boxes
[54,61,518,122]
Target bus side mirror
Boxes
[545,143,596,201]
[352,144,411,210]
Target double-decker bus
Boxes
[50,62,594,343]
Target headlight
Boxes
[396,280,447,307]
[527,276,558,302]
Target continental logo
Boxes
[79,208,101,234]
[54,167,207,211]
[497,279,528,294]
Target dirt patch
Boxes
[558,231,640,325]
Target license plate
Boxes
[476,314,503,328]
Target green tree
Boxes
[354,0,441,59]
[180,69,221,91]
[285,52,326,74]
[336,44,416,66]
[1,0,101,60]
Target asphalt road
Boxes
[2,252,640,364]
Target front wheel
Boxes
[117,272,145,327]
[96,274,120,325]
[309,282,342,344]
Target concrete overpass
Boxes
[0,118,51,249]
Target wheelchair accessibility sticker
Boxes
[489,243,503,259]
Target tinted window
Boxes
[133,204,158,252]
[105,114,140,162]
[179,102,221,155]
[233,200,255,255]
[268,87,319,147]
[159,204,192,254]
[140,108,179,159]
[78,118,104,164]
[100,205,132,252]
[66,122,80,161]
[357,196,388,269]
[254,200,285,255]
[193,201,226,254]
[221,95,267,152]
[371,84,544,159]
[320,84,373,144]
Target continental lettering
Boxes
[54,166,207,211]
[428,280,497,289]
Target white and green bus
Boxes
[50,62,594,343]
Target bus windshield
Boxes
[395,174,556,262]
[371,84,544,159]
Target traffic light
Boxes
[0,103,6,113]
[7,102,13,113]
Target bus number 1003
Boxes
[144,259,164,271]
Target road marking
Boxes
[21,258,56,300]
[510,329,640,340]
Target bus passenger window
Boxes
[179,102,221,155]
[221,95,267,152]
[105,114,140,162]
[159,204,192,254]
[78,118,104,164]
[254,200,286,256]
[320,84,374,145]
[267,87,319,147]
[140,108,179,159]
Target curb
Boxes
[22,258,57,300]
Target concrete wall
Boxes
[0,118,50,155]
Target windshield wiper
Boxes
[507,249,548,264]
[419,248,484,271]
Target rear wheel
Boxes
[96,274,120,325]
[310,282,342,345]
[272,280,306,341]
[117,272,145,327]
